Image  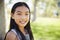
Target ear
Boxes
[11,13,14,19]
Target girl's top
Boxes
[11,29,30,40]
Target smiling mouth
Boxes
[19,21,26,24]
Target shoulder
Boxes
[5,31,18,40]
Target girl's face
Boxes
[12,6,29,27]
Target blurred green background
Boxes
[31,17,60,40]
[4,0,60,40]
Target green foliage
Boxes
[31,17,60,40]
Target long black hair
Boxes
[4,2,34,40]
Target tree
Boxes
[0,0,5,40]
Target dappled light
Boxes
[0,0,60,40]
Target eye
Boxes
[25,13,29,15]
[17,13,21,15]
[16,11,22,15]
[25,11,29,15]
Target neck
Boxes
[19,26,26,35]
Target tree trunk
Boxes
[0,0,5,40]
[32,0,37,21]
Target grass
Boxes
[31,17,60,40]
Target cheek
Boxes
[14,18,19,23]
[14,16,20,23]
[26,16,29,20]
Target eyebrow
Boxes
[16,11,22,13]
[25,11,29,13]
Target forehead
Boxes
[15,6,29,12]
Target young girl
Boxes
[4,2,34,40]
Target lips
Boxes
[19,21,26,24]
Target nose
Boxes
[21,16,26,19]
